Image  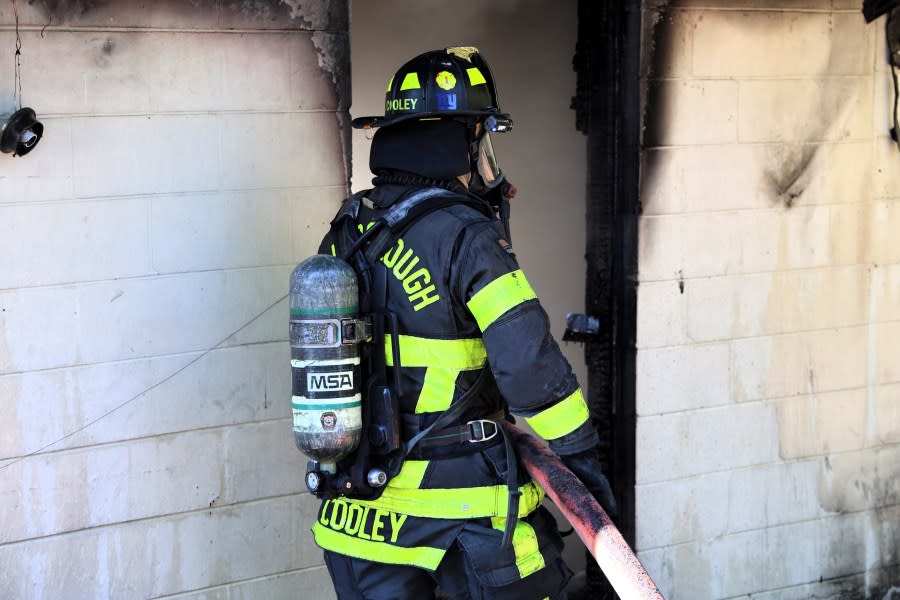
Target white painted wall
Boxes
[637,2,900,598]
[0,1,346,597]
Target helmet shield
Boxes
[352,47,511,130]
[475,131,502,189]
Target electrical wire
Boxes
[13,0,23,109]
[0,292,289,471]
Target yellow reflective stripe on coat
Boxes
[491,517,545,578]
[524,389,590,440]
[384,335,488,413]
[352,481,545,519]
[385,335,486,369]
[312,522,444,570]
[416,366,460,413]
[390,459,429,488]
[467,269,537,331]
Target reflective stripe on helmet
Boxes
[467,67,487,86]
[524,389,590,441]
[466,269,537,332]
[400,72,421,91]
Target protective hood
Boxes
[369,118,471,180]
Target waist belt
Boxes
[403,410,505,456]
[398,369,519,547]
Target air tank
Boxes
[289,255,363,473]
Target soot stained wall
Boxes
[636,2,900,598]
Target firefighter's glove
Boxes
[560,447,618,518]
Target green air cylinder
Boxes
[289,255,363,473]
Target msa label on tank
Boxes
[307,371,354,392]
[291,357,362,433]
[291,358,361,399]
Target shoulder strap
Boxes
[330,189,368,226]
[383,187,491,228]
[362,187,493,265]
[329,187,491,260]
[329,189,369,260]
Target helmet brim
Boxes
[351,110,510,130]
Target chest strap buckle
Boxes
[467,419,499,443]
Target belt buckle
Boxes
[467,419,499,443]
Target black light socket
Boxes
[1,107,44,157]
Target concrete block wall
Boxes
[0,1,347,598]
[637,2,900,598]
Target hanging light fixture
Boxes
[2,0,44,158]
[1,107,43,156]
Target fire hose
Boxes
[504,423,665,600]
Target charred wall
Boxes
[635,1,900,598]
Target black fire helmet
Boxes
[352,46,513,133]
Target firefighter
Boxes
[312,47,616,599]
